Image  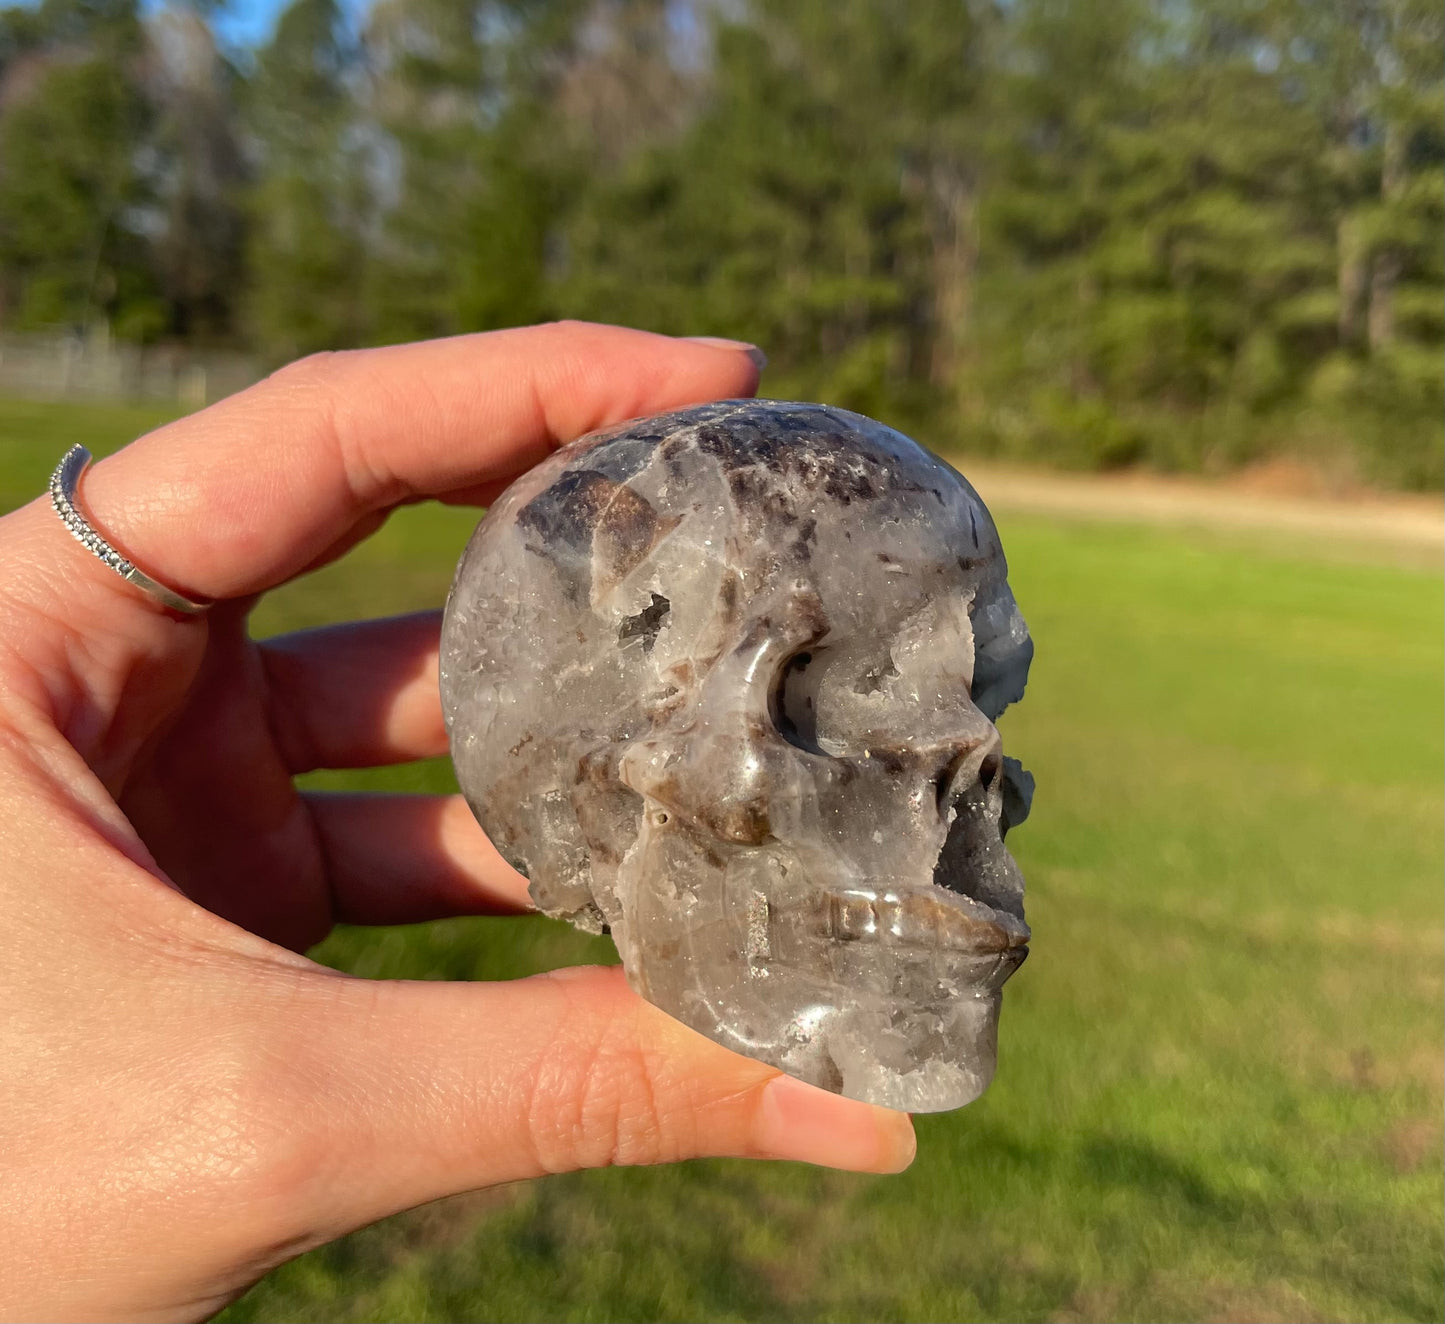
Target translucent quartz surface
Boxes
[441,401,1034,1111]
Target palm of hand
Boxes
[117,608,334,951]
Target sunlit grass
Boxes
[2,398,1439,1322]
[0,395,182,509]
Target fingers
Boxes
[69,324,762,606]
[260,612,445,772]
[305,792,532,924]
[286,966,915,1245]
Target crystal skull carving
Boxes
[441,400,1034,1112]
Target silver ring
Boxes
[49,445,212,615]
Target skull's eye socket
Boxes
[771,649,830,755]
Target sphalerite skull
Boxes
[441,400,1034,1112]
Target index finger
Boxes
[73,323,762,602]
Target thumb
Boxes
[288,964,915,1243]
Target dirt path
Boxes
[950,459,1443,560]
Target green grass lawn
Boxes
[3,400,1440,1322]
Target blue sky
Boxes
[199,0,369,48]
[205,0,306,47]
[0,0,371,50]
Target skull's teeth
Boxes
[820,889,1027,953]
[826,891,879,941]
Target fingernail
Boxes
[755,1073,916,1173]
[684,336,767,371]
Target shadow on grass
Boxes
[1077,1136,1238,1219]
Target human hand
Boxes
[0,323,915,1322]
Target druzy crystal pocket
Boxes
[441,400,1034,1111]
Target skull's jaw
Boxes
[615,842,1029,1112]
[772,962,1023,1113]
[625,935,1026,1112]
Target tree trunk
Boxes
[1337,214,1368,348]
[1367,120,1406,350]
[925,160,978,392]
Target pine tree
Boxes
[1286,0,1444,483]
[362,0,572,342]
[562,0,998,428]
[145,4,248,345]
[0,0,158,336]
[242,0,370,360]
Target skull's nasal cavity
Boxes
[934,746,1001,815]
[932,749,1003,902]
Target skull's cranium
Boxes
[441,401,1034,1111]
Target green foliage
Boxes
[0,0,246,342]
[147,7,248,344]
[357,0,574,344]
[0,1,155,332]
[958,0,1443,485]
[240,0,370,357]
[0,0,1438,484]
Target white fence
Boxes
[0,327,259,408]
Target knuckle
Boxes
[266,349,345,389]
[265,352,393,506]
[529,319,613,368]
[536,317,589,341]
